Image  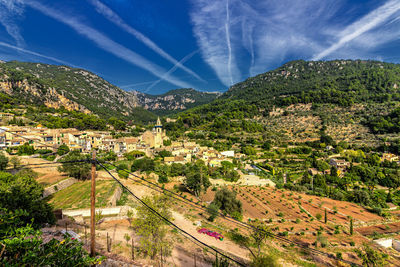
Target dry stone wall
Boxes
[43,178,78,198]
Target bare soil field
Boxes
[232,186,381,223]
[20,156,67,186]
[356,222,400,236]
[201,185,384,237]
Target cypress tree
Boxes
[350,218,353,235]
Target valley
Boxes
[2,59,400,266]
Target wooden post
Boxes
[84,224,87,246]
[106,232,109,252]
[132,240,135,260]
[90,150,96,257]
[160,246,163,267]
[194,253,197,267]
[0,242,6,258]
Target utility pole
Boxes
[90,150,96,257]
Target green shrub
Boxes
[158,175,168,183]
[281,231,288,236]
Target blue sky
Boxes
[1,0,400,94]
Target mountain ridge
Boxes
[221,59,400,107]
[0,60,219,121]
[132,88,220,115]
[167,59,400,144]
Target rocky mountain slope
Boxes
[133,88,220,115]
[0,61,219,121]
[2,61,144,119]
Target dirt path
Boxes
[171,211,250,262]
[97,219,212,266]
[119,181,250,264]
[356,221,400,236]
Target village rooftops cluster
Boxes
[0,117,168,156]
[308,155,400,178]
[0,119,242,166]
[161,141,241,167]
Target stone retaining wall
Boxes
[108,185,123,207]
[43,178,78,198]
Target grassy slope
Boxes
[48,180,117,210]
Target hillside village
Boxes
[3,97,400,266]
[2,113,400,266]
[3,0,400,264]
[0,115,242,168]
[2,60,400,266]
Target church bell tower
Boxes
[155,117,162,134]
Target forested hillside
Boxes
[167,60,400,142]
[223,60,400,107]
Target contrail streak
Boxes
[313,0,400,60]
[0,41,75,66]
[120,81,157,89]
[26,0,193,89]
[88,0,205,83]
[145,50,199,92]
[225,0,233,85]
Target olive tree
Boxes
[132,195,173,262]
[57,151,90,180]
[0,152,8,171]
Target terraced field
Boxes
[48,180,117,209]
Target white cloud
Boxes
[191,0,400,85]
[0,0,25,46]
[26,0,193,89]
[190,0,241,87]
[120,80,157,90]
[313,0,400,60]
[88,0,205,83]
[190,0,337,86]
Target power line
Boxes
[9,161,90,171]
[97,161,246,267]
[105,161,226,217]
[1,129,70,154]
[0,130,359,265]
[104,161,359,266]
[2,130,235,262]
[6,159,90,170]
[17,159,89,167]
